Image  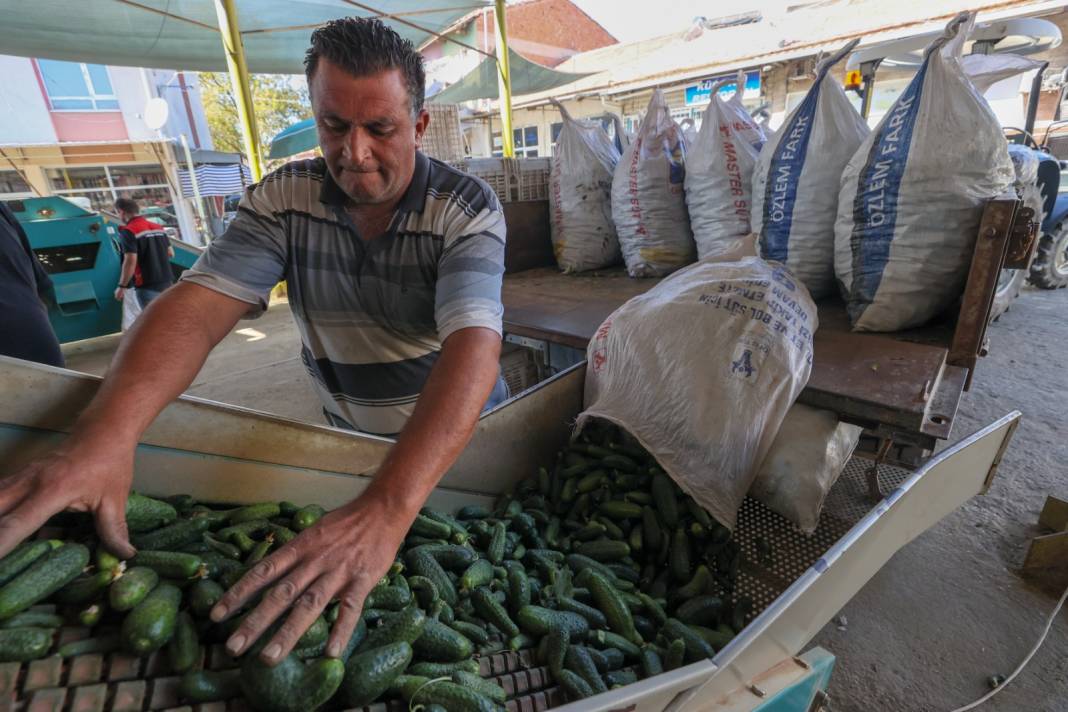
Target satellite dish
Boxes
[144,97,170,130]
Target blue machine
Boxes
[6,196,204,343]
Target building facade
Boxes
[0,55,212,242]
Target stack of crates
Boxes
[423,104,465,163]
[452,158,550,204]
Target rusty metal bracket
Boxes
[1004,205,1038,269]
[865,437,894,500]
[948,199,1018,389]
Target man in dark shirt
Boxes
[114,197,174,309]
[0,201,63,367]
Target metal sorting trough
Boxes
[0,356,1020,711]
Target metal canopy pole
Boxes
[213,0,265,181]
[494,0,515,158]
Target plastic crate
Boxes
[451,157,550,203]
[422,103,465,162]
[500,343,540,395]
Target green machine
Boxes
[5,196,203,344]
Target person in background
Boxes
[0,201,63,367]
[114,197,174,310]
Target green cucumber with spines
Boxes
[459,559,494,592]
[357,605,426,652]
[406,549,457,606]
[406,659,480,677]
[131,516,212,550]
[240,654,344,712]
[0,540,61,586]
[109,566,158,611]
[339,640,413,707]
[292,504,326,531]
[0,627,53,662]
[557,669,595,702]
[411,680,499,712]
[130,550,204,579]
[227,502,280,524]
[555,596,607,629]
[472,586,519,638]
[125,493,178,533]
[57,633,119,657]
[583,568,642,645]
[651,475,679,528]
[0,610,64,629]
[179,669,242,703]
[412,616,473,662]
[0,542,90,618]
[453,670,507,703]
[663,618,715,662]
[120,582,181,654]
[516,605,588,641]
[565,644,607,694]
[167,611,200,673]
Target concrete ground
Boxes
[64,289,1068,711]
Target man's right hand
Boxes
[0,434,137,559]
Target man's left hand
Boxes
[209,488,412,665]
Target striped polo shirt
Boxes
[180,152,507,436]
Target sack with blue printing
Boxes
[549,101,623,272]
[752,40,869,299]
[685,73,766,260]
[833,13,1014,332]
[611,89,695,277]
[577,256,816,530]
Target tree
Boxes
[199,73,313,163]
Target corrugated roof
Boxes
[509,0,1067,108]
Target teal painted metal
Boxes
[7,197,123,344]
[754,647,835,712]
[8,197,202,343]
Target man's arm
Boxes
[0,282,251,557]
[211,326,501,664]
[114,252,137,301]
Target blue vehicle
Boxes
[4,196,202,344]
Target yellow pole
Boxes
[494,0,515,158]
[213,0,265,181]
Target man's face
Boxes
[310,60,429,207]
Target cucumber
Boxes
[637,593,667,626]
[565,554,617,582]
[406,549,457,606]
[358,605,426,652]
[487,521,507,565]
[453,670,507,703]
[594,516,625,541]
[576,539,630,562]
[459,559,494,592]
[576,470,606,493]
[417,544,480,571]
[109,566,158,611]
[240,654,344,712]
[130,550,204,579]
[0,627,52,662]
[583,569,641,645]
[598,500,642,520]
[601,454,638,472]
[565,644,607,694]
[651,475,679,528]
[413,617,473,662]
[640,645,664,677]
[407,575,440,608]
[0,610,64,629]
[292,504,326,531]
[296,615,329,649]
[131,516,212,550]
[588,630,640,659]
[670,527,692,583]
[586,646,609,673]
[456,505,491,520]
[677,564,713,599]
[126,492,178,533]
[203,534,243,560]
[167,611,200,673]
[228,502,281,524]
[339,641,413,707]
[641,507,663,554]
[691,624,734,651]
[675,595,723,627]
[605,669,638,688]
[267,523,297,545]
[516,605,589,641]
[76,602,104,628]
[505,563,531,615]
[120,582,181,654]
[244,536,274,566]
[0,540,60,586]
[663,638,686,671]
[411,680,499,712]
[663,618,715,662]
[449,620,489,645]
[557,669,595,702]
[599,646,625,670]
[556,596,608,629]
[365,584,412,611]
[420,509,470,543]
[52,570,112,605]
[407,659,480,677]
[215,519,271,542]
[166,494,198,514]
[544,627,568,677]
[471,587,520,639]
[57,633,120,657]
[411,514,453,540]
[179,669,242,703]
[0,542,89,619]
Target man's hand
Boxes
[0,432,137,558]
[210,488,412,664]
[114,287,125,302]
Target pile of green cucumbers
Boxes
[0,421,746,711]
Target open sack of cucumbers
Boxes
[1,426,746,712]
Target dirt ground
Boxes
[64,287,1068,712]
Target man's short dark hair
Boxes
[114,197,139,215]
[305,17,426,115]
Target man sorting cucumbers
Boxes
[0,18,507,666]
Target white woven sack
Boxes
[833,13,1014,331]
[752,40,869,299]
[610,90,695,277]
[578,256,816,530]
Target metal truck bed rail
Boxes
[0,357,1018,711]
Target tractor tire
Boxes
[1029,221,1068,289]
[990,268,1026,322]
